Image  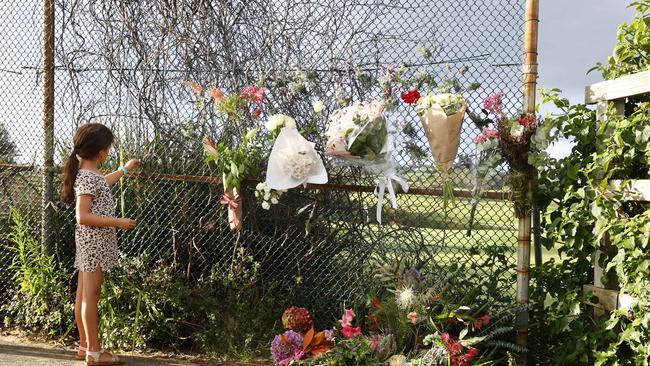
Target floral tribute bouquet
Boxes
[193,82,267,230]
[474,92,538,219]
[271,306,334,365]
[402,90,468,206]
[265,116,328,190]
[324,99,408,223]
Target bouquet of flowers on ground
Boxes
[325,100,408,223]
[402,91,467,207]
[271,306,334,365]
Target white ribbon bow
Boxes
[374,168,409,223]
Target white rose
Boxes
[261,201,271,210]
[313,100,324,114]
[263,192,271,200]
[271,197,279,204]
[256,182,266,191]
[266,114,296,131]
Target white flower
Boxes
[263,192,271,200]
[271,197,279,204]
[265,127,328,190]
[266,114,296,131]
[313,100,324,114]
[261,201,271,210]
[281,150,316,180]
[511,124,525,139]
[396,287,416,309]
[256,182,266,191]
[264,185,271,193]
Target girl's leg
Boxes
[75,271,86,357]
[80,267,120,364]
[81,268,103,352]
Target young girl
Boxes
[62,123,140,366]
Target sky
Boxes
[537,0,636,158]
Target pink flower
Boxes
[474,321,482,328]
[338,308,356,327]
[341,325,362,338]
[407,312,419,324]
[255,108,264,119]
[466,347,479,361]
[324,329,335,341]
[480,313,490,326]
[450,341,463,354]
[482,92,504,115]
[473,127,500,144]
[242,86,266,103]
[441,332,451,343]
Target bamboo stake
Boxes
[517,0,539,362]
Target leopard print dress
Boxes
[74,170,119,272]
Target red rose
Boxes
[400,89,421,105]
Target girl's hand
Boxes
[115,218,137,230]
[125,159,141,172]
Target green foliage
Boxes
[0,120,17,164]
[204,128,263,189]
[1,210,289,359]
[304,336,383,366]
[1,208,75,336]
[531,67,650,365]
[347,115,388,160]
[592,1,650,79]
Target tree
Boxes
[0,121,17,164]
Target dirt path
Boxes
[0,333,271,366]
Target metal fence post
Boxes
[41,0,55,255]
[517,0,539,362]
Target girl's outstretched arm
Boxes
[105,159,141,187]
[76,194,136,229]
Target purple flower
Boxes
[483,92,504,115]
[271,330,304,364]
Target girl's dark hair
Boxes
[61,123,114,204]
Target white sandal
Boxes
[75,345,87,360]
[85,349,124,366]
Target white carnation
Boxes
[261,201,271,210]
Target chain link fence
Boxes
[0,0,524,320]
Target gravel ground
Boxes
[0,332,270,366]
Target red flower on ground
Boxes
[480,313,490,326]
[340,325,362,338]
[400,89,421,104]
[282,306,314,333]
